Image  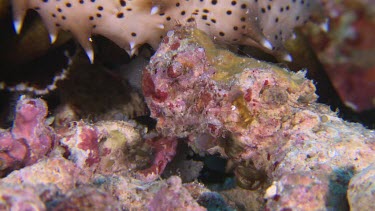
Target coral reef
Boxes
[0,0,374,209]
[0,97,217,210]
[0,96,55,176]
[10,0,325,61]
[143,26,375,209]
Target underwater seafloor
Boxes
[0,0,374,210]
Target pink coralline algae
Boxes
[143,26,375,209]
[138,136,178,182]
[148,176,205,211]
[0,96,55,175]
[0,97,211,210]
[58,121,101,169]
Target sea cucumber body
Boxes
[11,0,322,60]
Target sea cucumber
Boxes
[11,0,323,62]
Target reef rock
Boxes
[143,26,375,210]
[0,96,55,176]
[347,164,375,211]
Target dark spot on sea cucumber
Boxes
[119,0,126,7]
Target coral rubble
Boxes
[0,96,214,210]
[143,26,375,209]
[0,97,55,176]
[0,0,374,209]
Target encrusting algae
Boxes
[143,26,375,210]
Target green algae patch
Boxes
[232,95,255,128]
[190,28,305,84]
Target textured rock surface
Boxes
[347,164,375,211]
[148,176,206,211]
[0,183,47,210]
[0,97,55,176]
[1,156,89,193]
[143,26,375,209]
[0,97,212,210]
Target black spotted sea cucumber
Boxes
[11,0,324,62]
